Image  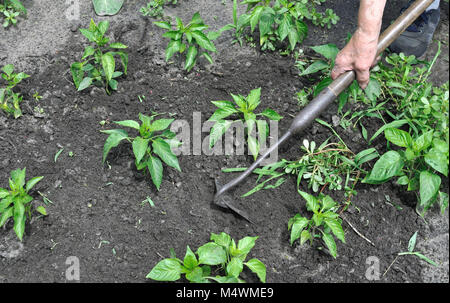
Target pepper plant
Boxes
[0,0,26,27]
[0,168,46,241]
[140,0,177,20]
[237,0,339,52]
[154,12,217,71]
[147,232,266,283]
[101,112,181,190]
[70,19,128,94]
[208,87,282,160]
[0,64,30,118]
[363,127,448,217]
[288,191,345,258]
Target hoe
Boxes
[213,0,436,222]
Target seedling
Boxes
[0,168,45,241]
[288,192,345,258]
[397,232,437,266]
[70,19,128,94]
[101,112,181,190]
[0,64,30,118]
[140,0,177,20]
[154,12,217,71]
[236,0,339,52]
[208,87,282,160]
[0,0,26,27]
[147,232,266,283]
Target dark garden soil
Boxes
[0,0,448,283]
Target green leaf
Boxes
[209,120,232,148]
[363,151,404,184]
[101,53,115,82]
[77,77,93,91]
[11,168,26,189]
[261,108,282,121]
[413,252,438,266]
[324,218,345,243]
[166,40,182,61]
[250,6,263,32]
[70,62,84,89]
[117,51,128,74]
[25,176,43,193]
[227,257,243,278]
[288,214,309,245]
[208,108,238,122]
[408,231,418,252]
[246,87,261,111]
[149,119,175,132]
[109,42,127,49]
[313,77,333,97]
[154,21,172,30]
[152,138,181,171]
[197,242,227,265]
[369,120,409,143]
[245,258,266,283]
[132,137,149,164]
[310,44,339,61]
[0,207,13,227]
[237,236,258,255]
[185,267,206,283]
[300,230,312,245]
[147,156,163,190]
[412,131,433,152]
[183,246,198,270]
[13,201,25,241]
[36,206,47,216]
[0,188,9,199]
[184,45,198,71]
[299,60,329,76]
[113,120,140,130]
[9,0,27,13]
[419,171,441,210]
[101,129,129,163]
[93,0,124,16]
[277,14,292,41]
[438,191,449,214]
[97,21,109,36]
[364,78,382,102]
[191,31,216,52]
[79,28,96,42]
[384,128,412,148]
[146,258,182,281]
[424,149,448,176]
[2,64,14,76]
[210,232,231,248]
[299,191,319,212]
[248,135,259,160]
[321,231,337,258]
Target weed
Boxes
[146,232,266,283]
[70,19,128,95]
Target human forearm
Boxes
[331,0,387,88]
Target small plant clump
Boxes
[289,191,345,258]
[0,64,30,118]
[208,87,283,160]
[237,0,339,52]
[141,0,177,20]
[0,168,46,241]
[101,112,181,191]
[0,0,26,28]
[154,12,218,72]
[147,232,266,283]
[70,19,128,95]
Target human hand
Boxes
[331,28,380,89]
